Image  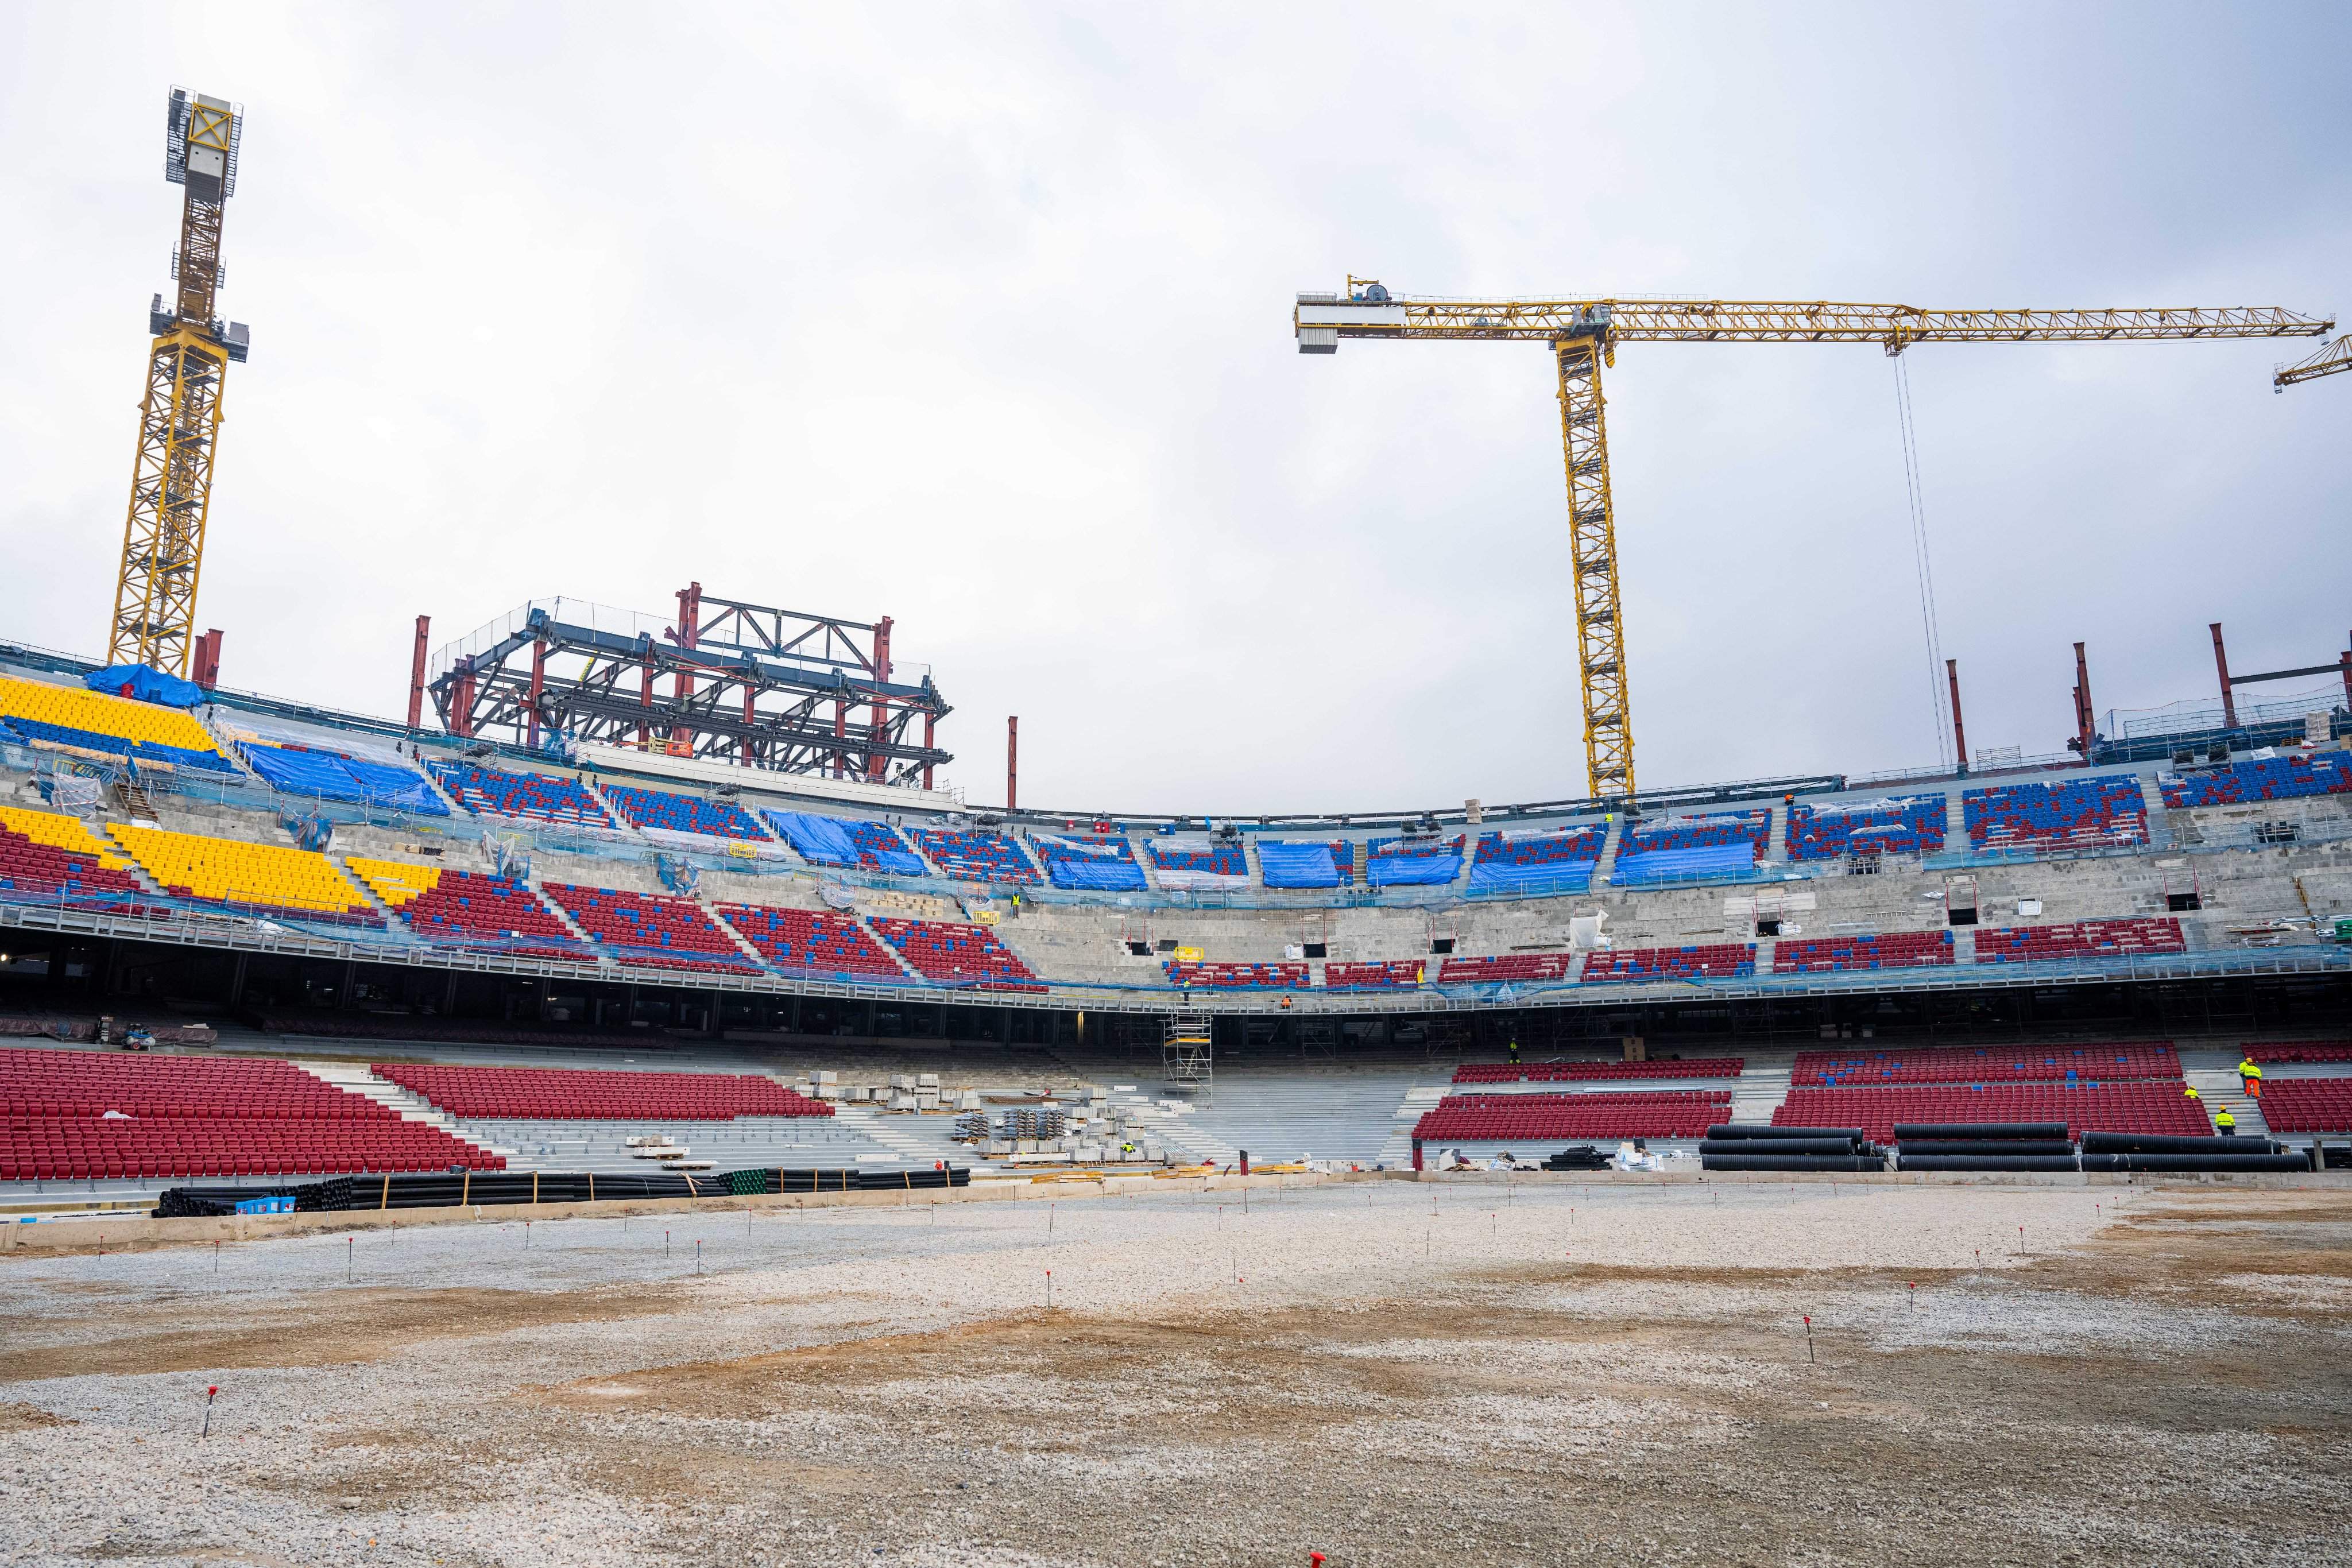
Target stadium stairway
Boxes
[1765,802,1789,864]
[1943,791,1968,849]
[825,1104,972,1168]
[1112,1093,1240,1167]
[707,905,774,971]
[1177,1070,1425,1166]
[534,885,605,953]
[334,858,429,944]
[1381,1085,1449,1166]
[1130,835,1165,893]
[2183,1067,2267,1139]
[1728,1062,1794,1126]
[1589,814,1626,889]
[296,1062,520,1163]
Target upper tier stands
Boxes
[763,812,926,875]
[1324,959,1426,989]
[2247,1041,2352,1063]
[1793,1042,2182,1086]
[1365,835,1465,888]
[540,883,761,973]
[599,783,767,840]
[1975,918,2185,965]
[0,674,235,772]
[1454,1058,1743,1083]
[1469,826,1606,895]
[1414,1090,1731,1141]
[1964,774,2147,854]
[869,916,1045,991]
[108,824,381,926]
[1581,943,1755,984]
[1256,839,1349,889]
[1610,810,1769,886]
[345,858,589,959]
[2257,1078,2352,1134]
[424,760,616,828]
[1786,796,1947,861]
[1030,834,1148,892]
[1437,952,1577,984]
[906,828,1042,885]
[1167,960,1307,990]
[1144,836,1249,889]
[0,805,154,912]
[1772,932,1954,975]
[2160,754,2352,808]
[717,903,905,981]
[238,744,445,814]
[1775,1084,2210,1143]
[373,1063,829,1121]
[0,1048,500,1179]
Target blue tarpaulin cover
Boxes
[1367,852,1461,888]
[1608,843,1757,886]
[766,812,925,875]
[1033,835,1148,891]
[1258,841,1340,889]
[242,745,448,815]
[83,664,206,707]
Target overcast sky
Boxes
[5,3,2347,815]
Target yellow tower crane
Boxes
[1295,286,2334,801]
[108,88,251,675]
[2276,334,2351,389]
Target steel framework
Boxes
[2275,334,2352,389]
[424,586,953,787]
[1297,287,2335,802]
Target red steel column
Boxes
[2074,640,2095,758]
[527,638,547,750]
[2342,638,2351,718]
[671,582,702,756]
[1007,715,1019,809]
[868,615,893,781]
[742,682,756,767]
[451,670,475,738]
[922,713,935,792]
[1945,659,1968,773]
[2211,622,2238,729]
[637,656,652,750]
[833,702,846,777]
[407,615,430,730]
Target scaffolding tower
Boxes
[1161,1011,1213,1095]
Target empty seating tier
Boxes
[2161,754,2352,808]
[1030,834,1147,892]
[1793,1042,2181,1086]
[1975,918,2184,965]
[761,812,926,874]
[0,806,153,912]
[1772,932,1955,975]
[1324,959,1426,989]
[0,674,235,772]
[540,884,761,973]
[1786,795,1947,861]
[1144,838,1248,882]
[423,760,616,828]
[1964,775,2148,854]
[1437,953,1577,983]
[2247,1041,2352,1063]
[2255,1078,2352,1134]
[717,903,904,979]
[372,1063,829,1121]
[906,828,1041,884]
[0,1048,499,1179]
[598,783,767,839]
[345,858,589,959]
[107,824,380,925]
[1775,1084,2210,1143]
[1580,943,1755,984]
[1364,835,1465,888]
[1453,1058,1744,1083]
[1469,826,1606,894]
[1166,960,1307,989]
[1255,840,1351,889]
[869,916,1045,991]
[1610,810,1770,886]
[1414,1091,1732,1141]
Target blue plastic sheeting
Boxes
[767,812,925,876]
[1258,841,1340,889]
[83,664,206,707]
[1045,857,1147,892]
[1367,852,1461,888]
[1610,842,1757,886]
[242,745,449,814]
[1468,861,1595,897]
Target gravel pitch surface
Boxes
[4,1178,2350,1566]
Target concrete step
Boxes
[295,1062,520,1159]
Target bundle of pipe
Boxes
[1895,1121,2077,1172]
[2078,1130,2309,1173]
[1699,1124,1881,1173]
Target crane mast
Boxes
[109,88,250,675]
[1297,285,2334,801]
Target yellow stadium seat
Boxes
[106,825,370,916]
[344,855,442,909]
[0,806,140,871]
[0,675,226,761]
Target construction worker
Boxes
[2238,1054,2263,1100]
[1507,1037,1521,1068]
[2215,1106,2237,1136]
[2183,1084,2201,1102]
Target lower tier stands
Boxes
[1030,834,1148,892]
[1438,953,1577,984]
[2248,1041,2352,1063]
[1774,1085,2211,1143]
[1415,1091,1732,1141]
[1772,932,1954,975]
[1964,774,2148,854]
[345,858,589,959]
[717,903,905,980]
[374,1063,829,1120]
[1167,961,1307,989]
[424,760,616,828]
[1581,943,1755,984]
[0,806,154,912]
[1324,959,1426,989]
[599,783,767,839]
[2256,1078,2352,1134]
[2161,754,2352,808]
[1794,1042,2181,1086]
[540,884,761,973]
[0,673,237,772]
[1454,1058,1744,1083]
[107,824,382,926]
[1786,795,1947,861]
[0,1048,499,1179]
[1975,918,2185,965]
[907,828,1041,885]
[763,812,926,876]
[869,916,1045,991]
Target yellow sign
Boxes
[1173,946,1203,962]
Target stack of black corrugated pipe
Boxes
[2078,1132,2310,1173]
[1894,1123,2076,1172]
[1699,1125,1882,1172]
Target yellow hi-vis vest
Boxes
[2216,1109,2237,1129]
[2239,1060,2262,1079]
